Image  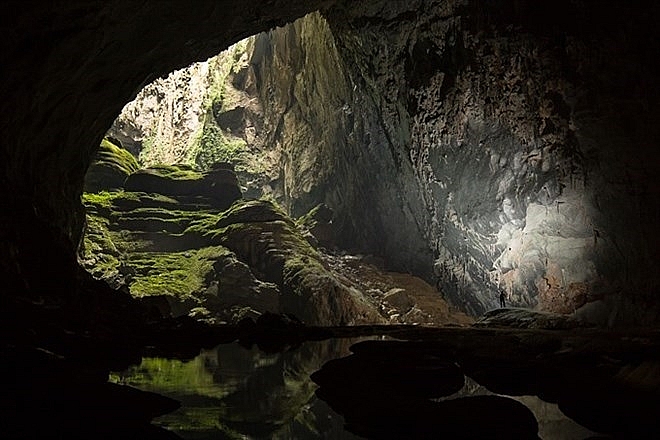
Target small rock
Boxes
[383,288,415,312]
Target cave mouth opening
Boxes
[4,1,660,439]
[77,0,660,331]
[80,16,472,329]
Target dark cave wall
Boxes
[0,0,334,297]
[252,0,660,322]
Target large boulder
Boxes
[124,164,242,210]
[202,199,385,325]
[124,164,204,196]
[84,138,139,192]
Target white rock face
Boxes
[108,59,213,165]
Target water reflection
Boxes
[111,337,607,439]
[433,377,597,439]
[111,340,363,439]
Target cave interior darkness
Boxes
[2,0,660,438]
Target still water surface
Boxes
[110,339,597,439]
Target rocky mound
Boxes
[81,151,387,325]
[124,164,241,211]
[83,138,140,192]
[81,140,468,327]
[474,308,592,330]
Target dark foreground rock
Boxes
[311,328,660,439]
[2,346,181,438]
[474,307,593,330]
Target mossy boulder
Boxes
[204,199,383,325]
[124,164,242,210]
[123,165,203,196]
[297,203,335,248]
[82,191,382,325]
[84,138,139,192]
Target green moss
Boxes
[127,246,231,298]
[79,212,123,284]
[94,137,139,175]
[193,112,249,171]
[144,164,203,180]
[158,408,246,438]
[183,215,225,237]
[296,204,323,229]
[82,191,118,210]
[82,190,179,209]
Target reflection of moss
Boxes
[128,246,231,298]
[110,356,225,398]
[157,408,246,439]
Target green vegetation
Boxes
[81,186,334,325]
[82,190,120,211]
[194,114,249,171]
[296,204,324,229]
[110,355,226,398]
[80,213,123,284]
[95,137,139,174]
[82,190,180,211]
[128,246,231,298]
[157,408,247,439]
[144,164,203,180]
[188,37,271,174]
[203,37,255,112]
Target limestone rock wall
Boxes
[256,1,660,323]
[107,60,213,164]
[251,12,434,278]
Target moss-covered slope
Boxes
[81,150,383,325]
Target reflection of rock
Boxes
[312,339,538,439]
[116,340,358,439]
[4,344,179,438]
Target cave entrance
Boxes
[80,15,471,328]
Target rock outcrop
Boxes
[474,308,591,330]
[81,145,387,325]
[81,134,469,327]
[84,138,140,192]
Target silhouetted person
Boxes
[499,291,506,308]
